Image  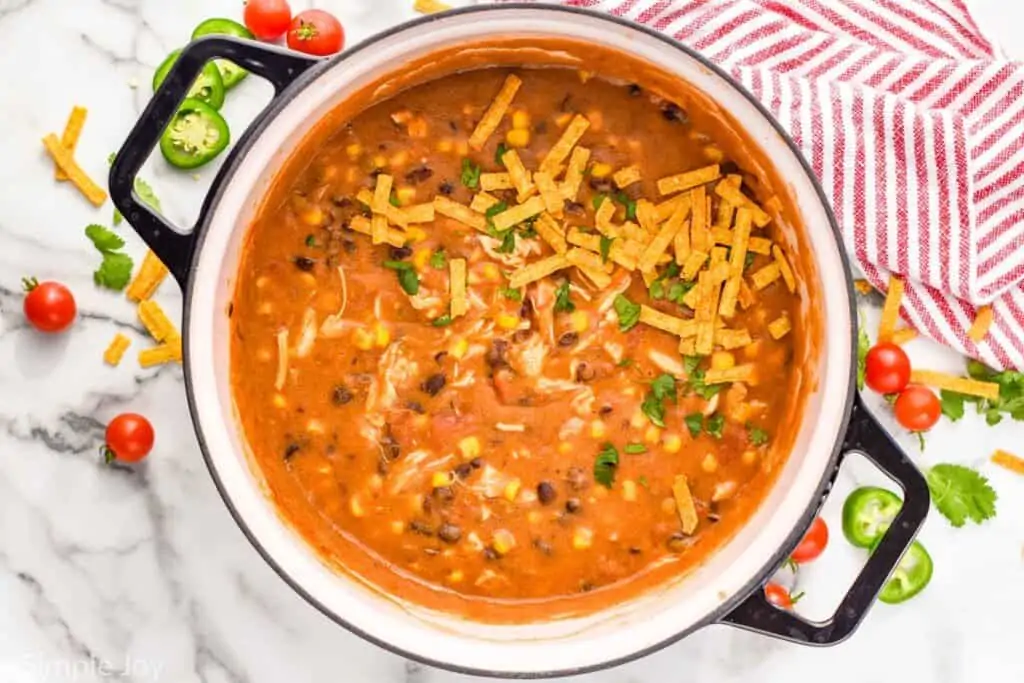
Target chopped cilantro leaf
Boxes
[641,393,666,427]
[746,422,769,446]
[613,294,641,332]
[84,225,133,291]
[705,414,725,439]
[389,193,401,207]
[688,368,723,400]
[383,261,419,294]
[495,142,509,166]
[460,158,481,189]
[638,475,650,489]
[592,193,608,211]
[614,191,637,220]
[926,464,997,528]
[501,287,522,301]
[856,311,870,391]
[939,389,967,422]
[668,280,695,303]
[624,443,647,454]
[382,260,414,271]
[649,279,665,300]
[85,224,125,253]
[485,201,508,218]
[554,279,575,314]
[599,235,613,264]
[305,234,317,247]
[429,249,447,269]
[683,355,703,376]
[684,413,703,437]
[617,358,634,368]
[743,251,756,272]
[594,442,620,488]
[651,373,677,402]
[496,229,516,254]
[664,262,681,279]
[432,314,453,327]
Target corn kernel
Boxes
[390,151,410,168]
[622,480,638,502]
[630,411,647,430]
[407,118,428,138]
[506,128,530,148]
[455,140,469,156]
[661,497,676,515]
[299,272,317,289]
[645,425,662,444]
[511,110,531,130]
[497,313,520,330]
[300,206,324,227]
[433,471,453,488]
[372,154,387,169]
[272,393,287,409]
[663,433,682,453]
[449,337,469,359]
[391,110,413,125]
[569,310,589,333]
[558,441,573,455]
[586,110,604,132]
[345,143,362,160]
[711,351,736,371]
[591,162,613,179]
[437,139,454,153]
[390,520,404,534]
[572,527,594,549]
[413,248,432,270]
[396,186,417,205]
[577,70,593,83]
[555,112,573,128]
[350,495,365,517]
[406,226,428,243]
[702,453,719,473]
[503,478,522,502]
[368,474,383,492]
[704,145,725,163]
[623,387,636,397]
[373,322,390,347]
[353,327,374,351]
[527,510,542,524]
[493,529,516,555]
[458,436,481,460]
[447,570,464,583]
[742,449,759,465]
[413,414,430,431]
[590,420,607,439]
[307,419,325,435]
[482,263,501,282]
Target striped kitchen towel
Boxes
[495,0,1024,370]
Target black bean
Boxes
[448,120,458,132]
[565,497,582,514]
[331,195,352,208]
[283,442,301,460]
[483,547,500,561]
[470,457,483,469]
[454,463,473,480]
[511,329,534,344]
[599,404,614,416]
[519,297,534,318]
[332,384,354,405]
[661,102,689,124]
[579,580,595,593]
[575,362,596,383]
[438,180,455,196]
[537,481,557,504]
[409,520,435,537]
[707,512,722,523]
[421,373,446,396]
[432,485,454,503]
[389,245,413,260]
[380,425,401,460]
[342,238,357,254]
[563,200,585,216]
[532,538,554,555]
[434,350,448,364]
[629,546,643,555]
[437,523,462,544]
[588,177,614,193]
[558,94,573,112]
[534,120,548,134]
[404,166,434,184]
[558,332,579,347]
[293,256,316,272]
[485,340,509,368]
[369,168,384,180]
[566,466,588,491]
[628,83,642,97]
[405,400,425,414]
[720,160,741,176]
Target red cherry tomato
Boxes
[764,582,793,609]
[104,413,155,463]
[864,342,911,395]
[894,384,941,432]
[790,516,829,564]
[23,278,76,333]
[244,0,293,41]
[286,9,344,56]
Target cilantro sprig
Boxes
[594,442,620,487]
[613,294,641,331]
[641,373,677,427]
[938,361,1024,425]
[85,225,134,290]
[554,279,575,313]
[926,463,997,528]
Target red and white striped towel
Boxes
[496,0,1024,370]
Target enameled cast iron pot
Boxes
[110,5,930,677]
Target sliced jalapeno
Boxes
[877,540,933,604]
[191,18,254,90]
[153,50,226,110]
[842,486,903,548]
[159,98,230,170]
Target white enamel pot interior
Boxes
[181,6,854,677]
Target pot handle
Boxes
[718,395,930,644]
[109,36,318,287]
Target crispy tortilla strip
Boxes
[695,270,723,355]
[689,186,709,253]
[772,245,796,293]
[673,219,691,265]
[449,258,468,318]
[56,106,87,181]
[560,146,591,201]
[349,215,408,248]
[480,173,514,191]
[657,164,720,196]
[126,250,169,302]
[640,305,698,337]
[509,254,570,289]
[708,262,730,285]
[566,228,638,270]
[139,338,183,368]
[503,149,535,201]
[403,202,435,224]
[371,213,389,245]
[541,114,590,175]
[594,198,619,238]
[535,212,568,255]
[371,173,394,214]
[890,328,919,345]
[711,245,728,265]
[620,222,649,245]
[469,74,522,150]
[682,282,700,310]
[909,370,1000,401]
[672,475,699,535]
[968,305,994,343]
[711,227,771,255]
[714,197,735,230]
[641,268,658,288]
[566,247,613,275]
[705,364,755,384]
[41,133,107,206]
[636,199,659,235]
[719,207,753,319]
[992,450,1024,475]
[678,337,697,355]
[433,196,487,232]
[492,196,544,232]
[750,262,781,290]
[103,333,131,366]
[534,171,564,218]
[638,199,688,273]
[681,250,708,281]
[878,275,905,342]
[613,165,641,188]
[470,191,502,214]
[138,300,178,343]
[767,315,792,340]
[853,279,874,295]
[713,181,771,227]
[715,328,752,350]
[654,194,690,223]
[765,195,783,213]
[356,188,409,228]
[738,279,755,310]
[414,0,452,13]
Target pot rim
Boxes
[179,4,857,677]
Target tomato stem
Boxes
[22,276,38,292]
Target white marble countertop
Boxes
[0,0,1021,681]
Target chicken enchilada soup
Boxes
[231,42,813,621]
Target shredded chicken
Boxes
[531,280,557,345]
[558,417,586,441]
[495,422,526,432]
[366,343,418,413]
[274,329,289,390]
[712,480,738,502]
[408,291,443,311]
[320,266,350,337]
[536,377,584,393]
[570,386,596,416]
[648,349,685,377]
[603,341,624,364]
[387,450,454,495]
[450,370,476,388]
[598,273,633,313]
[509,335,548,377]
[702,393,720,417]
[295,307,318,358]
[472,464,514,498]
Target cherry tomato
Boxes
[287,10,344,56]
[23,277,76,333]
[790,516,829,564]
[894,384,941,432]
[104,413,155,463]
[764,582,793,609]
[244,0,293,41]
[864,342,911,395]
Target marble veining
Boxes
[0,0,1021,681]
